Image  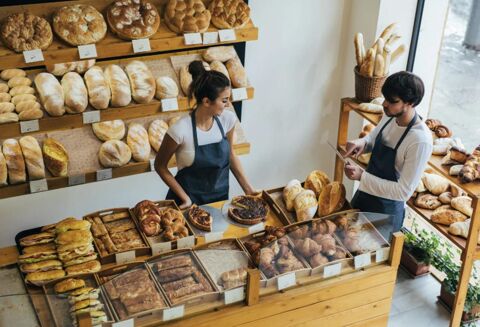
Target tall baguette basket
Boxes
[354,66,387,102]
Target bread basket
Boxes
[354,66,387,102]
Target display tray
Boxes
[83,207,150,265]
[43,274,114,327]
[129,200,197,256]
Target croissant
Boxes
[334,215,349,230]
[331,246,347,260]
[425,118,442,131]
[293,238,322,257]
[259,248,277,278]
[435,125,452,138]
[276,251,304,273]
[343,231,361,253]
[312,234,337,256]
[309,253,329,267]
[311,219,337,235]
[288,225,310,240]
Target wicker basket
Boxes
[354,66,387,102]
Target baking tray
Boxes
[83,207,150,264]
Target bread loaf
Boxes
[0,93,11,102]
[19,108,43,121]
[179,66,192,95]
[0,112,18,124]
[12,94,36,105]
[318,182,346,216]
[1,68,26,81]
[0,147,7,186]
[451,196,473,217]
[125,61,155,104]
[3,139,26,184]
[155,76,179,100]
[9,86,35,97]
[226,58,247,88]
[431,205,467,226]
[84,66,110,110]
[127,123,150,162]
[203,46,237,62]
[8,77,31,88]
[282,179,303,212]
[210,60,230,80]
[0,102,14,114]
[61,72,88,114]
[92,120,125,141]
[422,173,450,195]
[148,119,169,152]
[304,170,330,197]
[104,65,131,107]
[19,136,45,180]
[294,189,318,221]
[43,138,68,177]
[15,101,41,113]
[34,73,65,116]
[98,140,131,168]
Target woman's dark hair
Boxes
[188,60,230,104]
[382,71,425,107]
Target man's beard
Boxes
[383,106,406,118]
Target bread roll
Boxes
[203,46,236,62]
[414,193,442,210]
[19,136,45,180]
[127,123,150,162]
[0,147,7,186]
[282,179,303,212]
[318,182,346,216]
[9,86,35,97]
[209,60,230,80]
[19,108,43,121]
[438,192,453,205]
[34,73,65,116]
[179,66,192,95]
[304,170,330,197]
[15,101,40,113]
[43,138,68,177]
[448,220,479,244]
[3,139,26,184]
[422,173,450,195]
[226,58,247,88]
[92,120,125,141]
[75,59,96,74]
[46,62,77,76]
[99,140,131,168]
[451,196,473,217]
[61,72,88,114]
[0,84,8,93]
[431,205,467,226]
[125,61,155,104]
[148,119,169,152]
[0,102,15,114]
[294,189,318,221]
[104,65,131,107]
[0,93,11,102]
[155,76,179,100]
[8,76,32,88]
[1,68,26,80]
[0,112,18,124]
[449,165,463,176]
[12,94,36,105]
[84,66,110,110]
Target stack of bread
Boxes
[282,170,346,221]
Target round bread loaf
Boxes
[1,13,53,52]
[209,0,251,29]
[164,0,211,34]
[99,140,131,168]
[92,120,126,141]
[107,0,160,40]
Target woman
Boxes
[154,60,256,209]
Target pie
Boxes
[228,195,268,225]
[188,204,212,232]
[107,0,160,40]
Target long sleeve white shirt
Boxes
[359,114,433,202]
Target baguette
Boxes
[354,33,364,67]
[383,47,392,75]
[391,44,406,63]
[379,23,397,41]
[374,54,385,77]
[385,33,401,48]
[360,48,376,77]
[19,136,45,180]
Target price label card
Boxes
[132,38,151,53]
[248,222,265,234]
[82,111,101,124]
[20,120,39,133]
[232,88,248,101]
[163,305,184,321]
[204,231,223,243]
[376,248,389,263]
[184,33,202,45]
[224,287,245,305]
[218,29,236,42]
[354,253,372,269]
[78,44,97,59]
[152,242,172,255]
[68,174,86,186]
[323,263,342,278]
[115,250,136,264]
[177,235,195,249]
[203,31,219,45]
[96,168,112,181]
[112,318,134,327]
[161,98,179,111]
[30,179,48,193]
[23,49,44,63]
[277,272,296,290]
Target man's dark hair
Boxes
[382,71,425,107]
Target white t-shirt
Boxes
[359,114,433,202]
[167,110,237,170]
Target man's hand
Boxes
[345,138,367,158]
[344,162,364,181]
[179,197,192,209]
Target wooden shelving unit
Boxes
[336,97,480,327]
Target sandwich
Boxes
[20,259,63,273]
[68,287,100,304]
[20,232,55,247]
[66,260,101,276]
[18,243,58,264]
[72,310,107,327]
[56,218,91,233]
[22,243,56,254]
[57,242,95,262]
[41,222,57,232]
[70,299,104,317]
[54,278,86,294]
[25,269,66,284]
[63,253,98,267]
[56,230,93,245]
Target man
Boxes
[344,71,433,232]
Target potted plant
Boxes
[400,225,438,277]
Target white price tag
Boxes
[218,29,237,42]
[68,174,85,186]
[376,248,389,263]
[78,44,97,59]
[224,287,245,305]
[132,38,151,53]
[23,49,44,63]
[163,305,184,321]
[203,31,219,44]
[152,242,172,255]
[29,179,48,193]
[232,88,248,101]
[161,98,179,111]
[177,235,195,249]
[20,120,39,133]
[277,272,296,290]
[323,263,342,278]
[150,159,155,171]
[248,222,265,234]
[115,250,136,264]
[204,231,223,243]
[112,318,134,327]
[184,33,202,45]
[354,253,372,269]
[96,168,112,181]
[82,111,101,124]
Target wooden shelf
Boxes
[0,0,258,70]
[342,98,382,125]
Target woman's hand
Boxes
[179,197,192,209]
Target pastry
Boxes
[43,138,68,177]
[155,76,179,100]
[127,123,150,162]
[228,195,269,225]
[304,170,330,197]
[148,119,169,152]
[294,189,318,221]
[107,0,160,40]
[312,233,337,256]
[203,46,237,63]
[84,66,111,110]
[125,61,155,104]
[187,204,212,232]
[19,136,45,180]
[435,125,452,138]
[92,120,126,141]
[451,196,473,217]
[164,0,211,34]
[3,139,26,184]
[34,73,66,117]
[282,179,304,212]
[317,182,346,216]
[414,193,442,210]
[53,4,107,46]
[309,253,329,268]
[62,72,88,114]
[209,0,251,29]
[226,58,248,88]
[104,65,131,107]
[1,12,53,52]
[431,205,467,226]
[421,173,450,195]
[98,140,132,168]
[449,146,469,164]
[438,192,453,205]
[311,219,337,235]
[449,165,463,176]
[293,238,321,257]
